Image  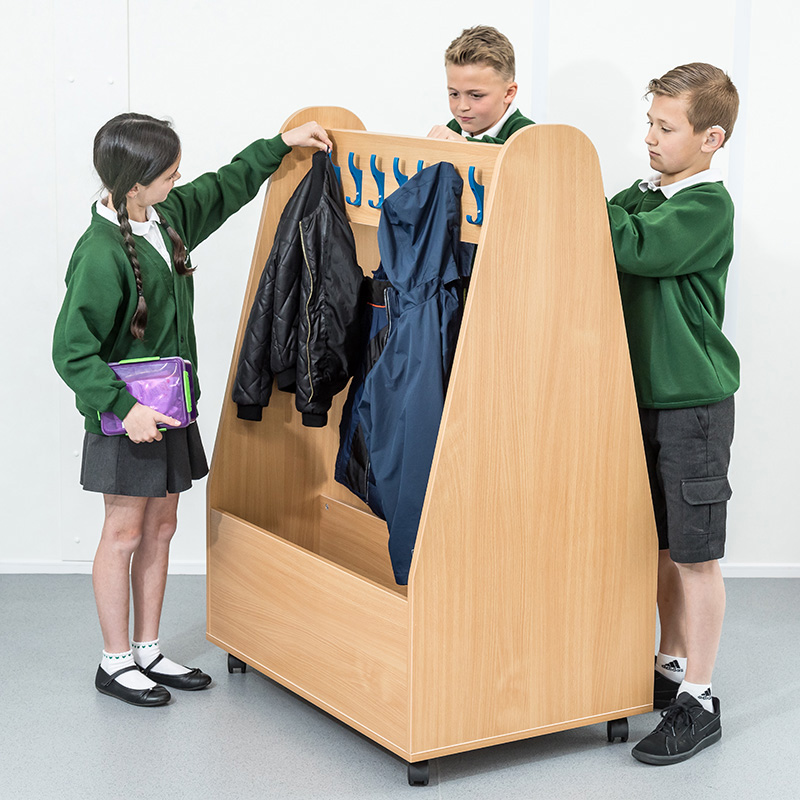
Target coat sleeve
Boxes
[607,185,734,278]
[231,158,314,421]
[231,250,279,421]
[294,188,364,427]
[52,246,138,421]
[157,135,292,251]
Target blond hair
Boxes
[648,63,739,146]
[445,26,515,82]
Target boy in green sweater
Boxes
[607,63,740,764]
[427,25,534,144]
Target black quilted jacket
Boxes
[232,150,364,426]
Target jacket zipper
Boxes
[383,286,392,337]
[364,286,393,505]
[299,221,315,403]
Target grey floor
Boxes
[1,576,797,799]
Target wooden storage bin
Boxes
[207,106,657,780]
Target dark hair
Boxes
[93,113,192,340]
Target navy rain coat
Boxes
[358,162,465,585]
[334,266,391,517]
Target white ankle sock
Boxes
[101,650,157,690]
[679,680,714,712]
[132,639,190,676]
[655,652,686,683]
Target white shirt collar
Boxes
[638,168,724,199]
[96,195,160,234]
[461,103,517,140]
[96,195,171,268]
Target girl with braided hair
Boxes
[53,112,331,707]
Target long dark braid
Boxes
[94,113,188,340]
[155,210,189,275]
[115,199,148,339]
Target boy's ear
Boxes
[505,81,518,104]
[702,127,726,153]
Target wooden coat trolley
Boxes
[206,107,658,785]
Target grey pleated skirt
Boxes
[80,422,209,497]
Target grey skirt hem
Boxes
[80,422,209,497]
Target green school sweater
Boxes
[607,178,739,409]
[446,108,535,144]
[53,134,292,433]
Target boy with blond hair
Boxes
[607,62,740,764]
[428,25,534,144]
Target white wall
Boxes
[1,0,797,574]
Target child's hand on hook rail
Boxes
[282,121,333,152]
[426,125,464,142]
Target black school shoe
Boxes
[632,692,721,765]
[95,665,171,707]
[139,653,212,691]
[654,669,681,709]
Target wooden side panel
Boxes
[317,496,403,594]
[207,510,410,755]
[408,125,657,755]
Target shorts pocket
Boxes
[681,476,732,505]
[692,405,711,438]
[680,476,732,538]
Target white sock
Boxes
[655,652,686,683]
[132,638,190,676]
[101,650,158,690]
[679,680,714,712]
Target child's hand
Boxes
[281,121,333,152]
[426,125,464,142]
[122,402,181,443]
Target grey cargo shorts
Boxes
[638,396,735,563]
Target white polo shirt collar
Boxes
[461,103,517,140]
[96,196,171,267]
[638,168,724,199]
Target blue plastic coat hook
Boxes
[417,159,425,174]
[368,155,385,209]
[466,166,484,225]
[327,151,341,184]
[346,152,362,207]
[393,157,408,187]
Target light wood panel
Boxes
[317,495,403,594]
[207,509,410,755]
[407,125,657,753]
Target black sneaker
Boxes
[654,669,680,709]
[632,692,721,765]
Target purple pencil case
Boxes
[100,357,197,436]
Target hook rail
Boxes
[328,131,498,242]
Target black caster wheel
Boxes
[227,653,247,673]
[407,760,430,786]
[607,717,629,743]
